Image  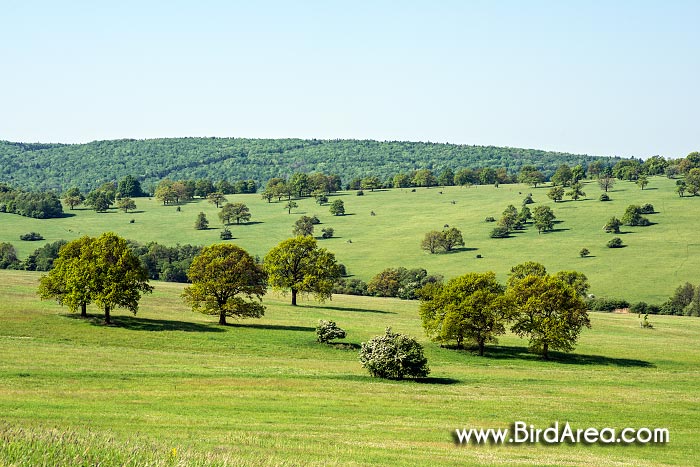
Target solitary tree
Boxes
[676,180,687,197]
[603,217,622,233]
[441,227,465,251]
[220,202,251,225]
[195,212,209,230]
[507,275,590,359]
[329,199,345,216]
[207,192,228,208]
[532,205,556,233]
[598,175,615,192]
[117,197,136,213]
[285,200,298,214]
[62,187,84,210]
[547,186,565,202]
[419,272,508,355]
[293,216,315,237]
[566,182,586,201]
[551,164,573,187]
[636,176,649,190]
[264,236,342,306]
[183,244,267,325]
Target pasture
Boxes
[0,270,698,466]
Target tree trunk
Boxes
[104,305,111,325]
[80,303,87,317]
[542,342,549,360]
[478,340,485,356]
[219,312,227,325]
[291,288,298,306]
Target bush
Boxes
[321,227,334,239]
[316,320,346,343]
[356,190,364,196]
[522,194,534,205]
[639,203,655,214]
[587,297,630,312]
[310,215,321,224]
[599,193,610,201]
[490,226,510,238]
[19,232,44,241]
[359,328,429,379]
[607,237,624,248]
[220,228,233,240]
[332,278,368,296]
[485,216,496,222]
[579,248,590,258]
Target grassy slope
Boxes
[0,270,698,466]
[1,176,696,303]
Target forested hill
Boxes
[0,138,622,192]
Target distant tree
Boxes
[479,167,497,185]
[676,180,687,197]
[183,244,267,325]
[85,190,112,212]
[598,175,615,192]
[361,176,381,191]
[547,186,565,202]
[419,272,508,355]
[607,237,624,248]
[489,226,510,238]
[571,164,586,183]
[498,205,520,232]
[215,180,235,195]
[264,236,342,306]
[553,270,590,296]
[285,200,298,214]
[421,231,444,254]
[393,173,413,188]
[507,261,547,288]
[321,227,334,239]
[412,169,437,187]
[532,205,556,233]
[519,205,532,224]
[636,175,649,190]
[522,193,534,205]
[194,179,216,198]
[686,168,700,196]
[220,202,251,225]
[551,164,573,186]
[441,227,465,251]
[507,275,591,359]
[621,205,650,226]
[62,187,84,210]
[437,168,455,186]
[579,248,590,258]
[154,180,178,205]
[219,228,233,240]
[293,216,315,237]
[290,173,311,198]
[603,217,622,233]
[207,192,228,208]
[329,199,345,216]
[195,212,209,230]
[566,182,586,201]
[359,328,429,379]
[0,242,21,269]
[116,175,146,198]
[261,190,274,203]
[518,165,545,187]
[117,197,136,213]
[599,192,610,201]
[25,240,68,271]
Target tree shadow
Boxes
[63,314,226,332]
[303,304,397,314]
[239,221,264,226]
[450,247,478,253]
[128,210,145,214]
[326,342,361,350]
[484,345,654,367]
[227,323,315,332]
[59,212,77,218]
[549,228,571,233]
[415,377,461,385]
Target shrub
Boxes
[639,203,655,214]
[630,302,648,314]
[310,215,321,224]
[220,228,233,240]
[356,190,364,196]
[19,232,44,241]
[332,278,368,296]
[490,226,510,238]
[607,237,624,248]
[485,216,496,222]
[522,194,534,205]
[321,227,334,239]
[316,320,347,343]
[359,328,429,379]
[599,193,610,201]
[587,297,630,312]
[579,248,589,258]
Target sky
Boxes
[1,0,698,158]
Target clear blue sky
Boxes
[1,1,697,158]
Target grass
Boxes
[0,177,696,303]
[0,269,698,466]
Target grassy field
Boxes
[0,270,698,466]
[0,176,697,303]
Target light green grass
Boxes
[1,176,697,303]
[1,270,698,466]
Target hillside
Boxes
[0,138,622,192]
[0,176,694,304]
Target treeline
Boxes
[0,184,63,219]
[333,267,443,300]
[589,281,700,317]
[0,137,620,192]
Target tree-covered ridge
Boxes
[0,137,622,192]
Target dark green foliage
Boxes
[0,138,622,192]
[660,282,698,316]
[321,227,334,239]
[489,226,510,238]
[603,217,622,233]
[329,199,345,216]
[332,278,368,296]
[293,216,315,237]
[599,192,610,201]
[607,237,624,248]
[421,228,465,253]
[219,228,233,240]
[19,232,44,241]
[24,240,68,271]
[194,212,209,230]
[639,203,655,214]
[0,242,21,269]
[522,193,534,205]
[587,297,630,312]
[532,205,556,233]
[129,242,203,283]
[316,320,347,343]
[0,185,63,219]
[621,205,650,226]
[485,216,496,222]
[367,267,442,300]
[359,328,429,380]
[116,175,147,198]
[356,190,364,196]
[507,261,547,288]
[579,248,590,258]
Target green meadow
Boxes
[0,270,698,466]
[1,176,697,303]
